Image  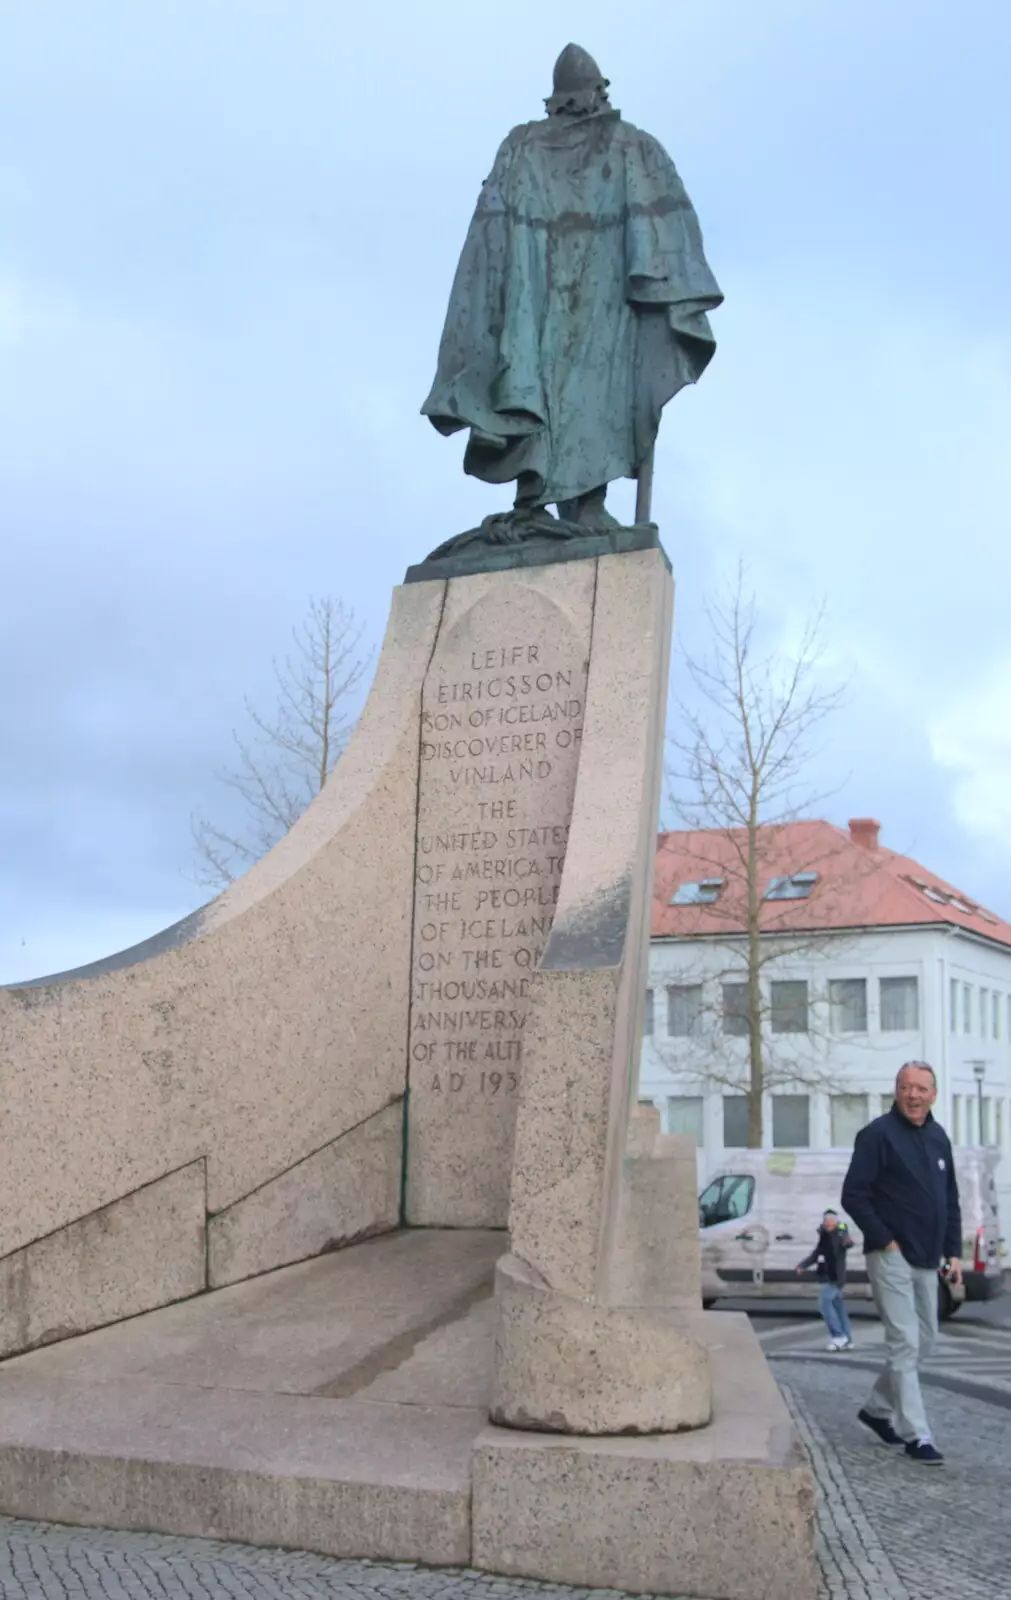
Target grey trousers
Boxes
[864,1248,938,1442]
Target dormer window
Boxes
[765,871,818,901]
[904,874,993,919]
[670,877,725,906]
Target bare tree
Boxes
[191,597,371,888]
[662,563,866,1147]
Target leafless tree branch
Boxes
[190,597,372,888]
[662,563,859,1145]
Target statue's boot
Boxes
[555,485,621,530]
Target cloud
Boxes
[1,0,1010,978]
[930,659,1011,845]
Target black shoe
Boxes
[857,1408,902,1446]
[905,1440,944,1464]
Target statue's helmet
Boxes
[552,43,608,96]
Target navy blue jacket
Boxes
[841,1106,961,1268]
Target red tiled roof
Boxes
[651,820,1011,950]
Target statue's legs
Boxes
[513,473,542,513]
[515,478,618,530]
[555,485,621,530]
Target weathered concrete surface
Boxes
[207,1103,403,1288]
[3,1229,503,1397]
[491,550,701,1432]
[490,1251,710,1434]
[0,1381,478,1565]
[473,1312,818,1600]
[506,550,673,1300]
[0,1232,814,1596]
[405,561,594,1230]
[0,1232,505,1564]
[0,581,444,1272]
[0,1163,206,1359]
[609,1131,705,1311]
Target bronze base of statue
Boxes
[404,515,665,586]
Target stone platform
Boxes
[0,1229,814,1600]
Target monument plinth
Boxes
[482,546,712,1437]
[0,542,816,1598]
[405,560,594,1226]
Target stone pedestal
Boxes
[0,536,816,1598]
[404,561,596,1227]
[488,547,712,1435]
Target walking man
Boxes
[842,1061,962,1464]
[796,1210,854,1351]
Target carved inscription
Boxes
[407,614,589,1225]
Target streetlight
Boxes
[972,1061,986,1145]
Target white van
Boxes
[698,1146,1003,1320]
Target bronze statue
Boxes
[422,44,722,546]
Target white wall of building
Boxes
[638,924,1011,1232]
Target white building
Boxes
[638,818,1011,1225]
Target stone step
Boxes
[0,1371,480,1564]
[0,1228,504,1565]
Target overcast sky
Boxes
[2,0,1009,982]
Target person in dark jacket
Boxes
[796,1210,854,1350]
[841,1061,962,1465]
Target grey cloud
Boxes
[2,1,1010,978]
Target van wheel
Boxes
[937,1281,959,1320]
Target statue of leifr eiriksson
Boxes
[421,44,723,547]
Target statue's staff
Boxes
[635,445,655,527]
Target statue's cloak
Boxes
[422,111,723,506]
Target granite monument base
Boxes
[0,1230,817,1600]
[0,538,816,1595]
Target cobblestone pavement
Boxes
[759,1308,1011,1392]
[1,1360,1007,1598]
[0,1518,689,1600]
[779,1358,1011,1600]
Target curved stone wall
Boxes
[0,580,445,1349]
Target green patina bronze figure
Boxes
[421,44,722,555]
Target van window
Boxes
[699,1175,755,1227]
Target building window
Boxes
[994,993,1001,1040]
[963,983,973,1035]
[981,988,990,1039]
[880,1093,894,1116]
[772,1094,810,1148]
[670,878,725,906]
[668,984,703,1037]
[667,1095,704,1145]
[723,1095,750,1147]
[722,983,749,1037]
[997,1098,1006,1151]
[982,1097,993,1144]
[644,989,655,1036]
[765,872,818,901]
[950,977,958,1033]
[880,976,919,1032]
[771,980,809,1034]
[829,978,867,1034]
[952,1095,963,1145]
[831,1093,869,1146]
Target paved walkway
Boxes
[759,1308,1011,1393]
[2,1358,1008,1598]
[779,1358,1010,1599]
